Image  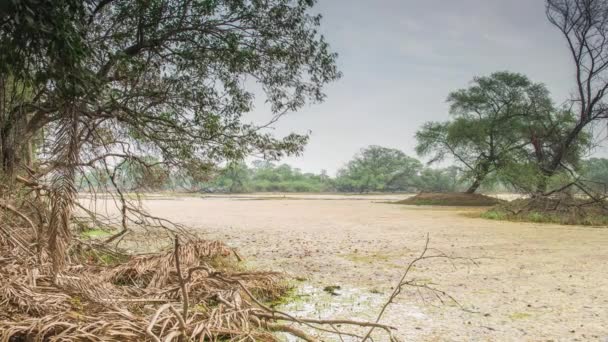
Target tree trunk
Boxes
[465,178,482,194]
[0,129,15,177]
[466,163,490,194]
[534,175,548,197]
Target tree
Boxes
[1,0,340,176]
[581,158,608,193]
[506,107,591,193]
[336,146,422,192]
[0,0,340,272]
[541,0,608,189]
[416,167,461,193]
[217,161,250,193]
[415,72,554,193]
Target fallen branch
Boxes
[174,236,189,320]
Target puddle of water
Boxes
[278,284,426,341]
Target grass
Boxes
[342,251,393,264]
[479,210,507,221]
[80,228,114,239]
[509,312,532,320]
[480,208,608,226]
[266,285,306,308]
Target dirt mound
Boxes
[396,192,501,207]
[484,196,608,226]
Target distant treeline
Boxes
[79,146,608,194]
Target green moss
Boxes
[69,296,84,312]
[480,210,507,220]
[266,286,305,308]
[80,229,113,239]
[509,312,532,320]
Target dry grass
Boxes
[0,191,405,342]
[0,234,294,342]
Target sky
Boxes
[247,0,608,175]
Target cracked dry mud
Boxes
[137,194,608,341]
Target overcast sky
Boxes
[247,0,608,175]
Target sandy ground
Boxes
[131,194,607,341]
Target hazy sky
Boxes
[247,0,608,175]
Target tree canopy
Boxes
[0,0,340,274]
[415,72,556,193]
[335,146,422,193]
[0,0,341,180]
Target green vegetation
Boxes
[509,312,532,320]
[1,0,341,192]
[415,72,585,194]
[334,146,422,192]
[216,161,333,193]
[197,147,469,193]
[88,151,608,198]
[86,145,469,193]
[481,199,608,226]
[80,229,113,239]
[580,158,608,193]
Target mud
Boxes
[132,194,608,341]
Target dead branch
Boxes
[174,236,189,320]
[361,234,460,342]
[266,323,320,342]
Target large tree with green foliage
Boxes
[1,0,340,177]
[0,0,340,272]
[335,145,422,193]
[415,72,555,193]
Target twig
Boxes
[0,200,38,240]
[168,305,188,338]
[361,234,461,342]
[146,303,171,342]
[266,323,320,342]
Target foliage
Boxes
[205,160,333,193]
[582,158,608,183]
[580,158,608,193]
[481,197,608,226]
[416,72,555,193]
[415,166,462,193]
[173,147,472,194]
[1,0,342,187]
[335,146,422,193]
[0,0,340,272]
